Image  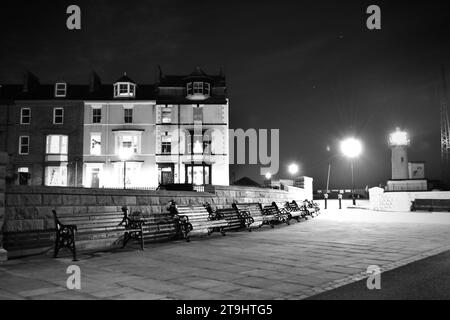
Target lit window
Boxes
[203,134,212,154]
[19,136,29,155]
[92,108,102,123]
[161,135,172,154]
[124,108,133,123]
[53,108,64,124]
[17,167,30,185]
[45,165,68,186]
[162,108,172,123]
[193,82,203,94]
[55,83,67,97]
[116,133,140,155]
[90,133,101,155]
[114,83,136,98]
[20,108,31,124]
[46,135,68,154]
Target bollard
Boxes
[324,193,328,209]
[338,193,343,210]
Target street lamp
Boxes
[340,138,362,205]
[288,163,299,176]
[265,172,272,180]
[119,148,132,189]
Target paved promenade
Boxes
[1,205,450,300]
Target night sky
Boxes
[1,0,450,189]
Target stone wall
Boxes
[2,183,307,258]
[369,187,450,212]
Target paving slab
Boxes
[1,208,450,299]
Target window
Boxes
[162,108,172,123]
[92,108,102,123]
[20,108,31,124]
[53,108,64,124]
[186,82,210,99]
[19,136,29,155]
[193,82,203,94]
[90,133,101,155]
[55,83,67,97]
[17,167,30,185]
[116,133,141,155]
[203,134,212,154]
[45,165,68,186]
[113,82,136,98]
[46,135,68,154]
[124,108,133,123]
[161,142,171,154]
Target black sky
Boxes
[1,0,450,189]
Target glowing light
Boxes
[118,148,133,161]
[288,163,299,175]
[265,172,272,180]
[389,128,410,146]
[340,138,363,158]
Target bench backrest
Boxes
[173,204,212,224]
[232,202,264,217]
[216,207,243,230]
[263,204,280,216]
[53,208,126,233]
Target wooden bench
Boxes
[232,202,279,231]
[272,201,305,222]
[263,203,291,225]
[214,207,249,231]
[411,199,450,212]
[53,206,144,261]
[167,201,229,242]
[290,200,315,218]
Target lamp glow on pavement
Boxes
[340,138,363,158]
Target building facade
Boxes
[0,67,230,188]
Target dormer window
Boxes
[55,82,67,98]
[113,73,136,99]
[186,81,210,100]
[114,82,136,98]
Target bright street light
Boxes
[288,163,299,176]
[340,137,363,205]
[340,137,363,159]
[265,172,272,180]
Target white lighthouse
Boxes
[389,128,410,179]
[386,128,427,191]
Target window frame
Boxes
[53,107,64,125]
[46,134,68,155]
[92,108,102,123]
[55,83,67,98]
[19,136,30,155]
[90,133,102,155]
[20,108,31,125]
[124,108,133,124]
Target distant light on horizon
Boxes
[340,138,363,158]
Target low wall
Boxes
[369,187,450,212]
[3,184,306,258]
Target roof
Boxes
[0,84,157,101]
[158,67,226,87]
[115,73,135,83]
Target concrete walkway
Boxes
[1,207,450,300]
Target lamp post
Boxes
[119,149,132,189]
[340,137,362,205]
